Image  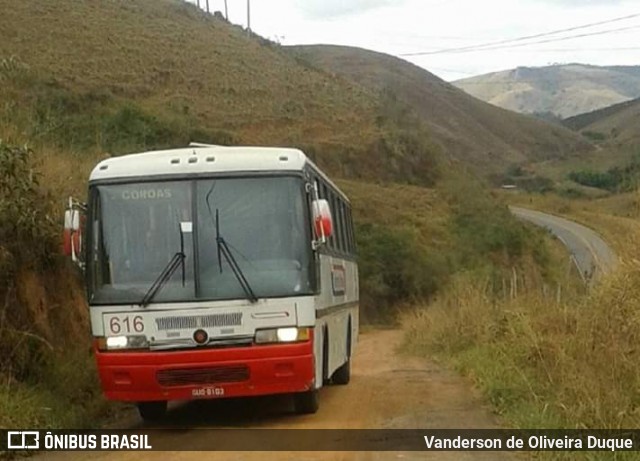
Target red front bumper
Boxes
[94,339,315,402]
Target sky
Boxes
[191,0,640,81]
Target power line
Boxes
[400,12,640,57]
[451,24,640,54]
[458,46,640,54]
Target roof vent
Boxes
[188,157,198,164]
[206,156,215,163]
[171,158,180,164]
[279,156,289,162]
[99,165,108,170]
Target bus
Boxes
[63,145,359,421]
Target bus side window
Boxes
[334,195,345,254]
[323,185,335,251]
[346,205,355,254]
[339,200,348,255]
[330,191,338,251]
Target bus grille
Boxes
[156,365,250,387]
[155,313,242,331]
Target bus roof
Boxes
[89,146,348,201]
[90,146,307,181]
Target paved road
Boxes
[510,206,617,283]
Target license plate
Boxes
[192,387,225,398]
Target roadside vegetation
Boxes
[404,178,640,460]
[403,260,640,433]
[0,142,118,428]
[341,173,565,324]
[568,155,640,193]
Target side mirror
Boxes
[312,199,333,247]
[63,197,86,268]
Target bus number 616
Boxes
[108,315,144,335]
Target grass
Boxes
[338,176,570,323]
[0,350,119,429]
[404,183,640,460]
[403,262,640,460]
[564,97,640,147]
[0,0,441,186]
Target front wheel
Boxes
[137,401,167,422]
[293,389,319,414]
[332,359,351,385]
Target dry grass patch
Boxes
[404,261,640,440]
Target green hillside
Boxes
[563,97,640,148]
[290,45,592,173]
[0,0,439,188]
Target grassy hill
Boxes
[0,0,439,188]
[454,64,640,119]
[289,45,591,174]
[563,97,640,147]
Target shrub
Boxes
[581,130,606,142]
[25,80,234,154]
[356,223,447,318]
[442,175,530,266]
[0,141,56,274]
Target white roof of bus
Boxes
[89,146,308,181]
[89,145,348,200]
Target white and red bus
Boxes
[64,145,358,421]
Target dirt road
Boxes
[38,329,515,460]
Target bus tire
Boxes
[332,320,352,385]
[332,359,351,385]
[137,401,167,422]
[322,329,331,385]
[294,389,319,414]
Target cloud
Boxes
[533,0,625,5]
[294,0,399,19]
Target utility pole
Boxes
[206,0,210,13]
[224,0,228,20]
[196,0,200,8]
[246,0,251,37]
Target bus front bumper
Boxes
[94,340,315,402]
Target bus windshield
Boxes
[88,176,312,305]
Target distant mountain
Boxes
[564,97,640,147]
[289,45,591,172]
[454,64,640,119]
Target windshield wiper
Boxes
[140,252,185,307]
[215,208,258,303]
[140,225,186,307]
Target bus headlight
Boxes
[255,327,310,344]
[97,335,149,351]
